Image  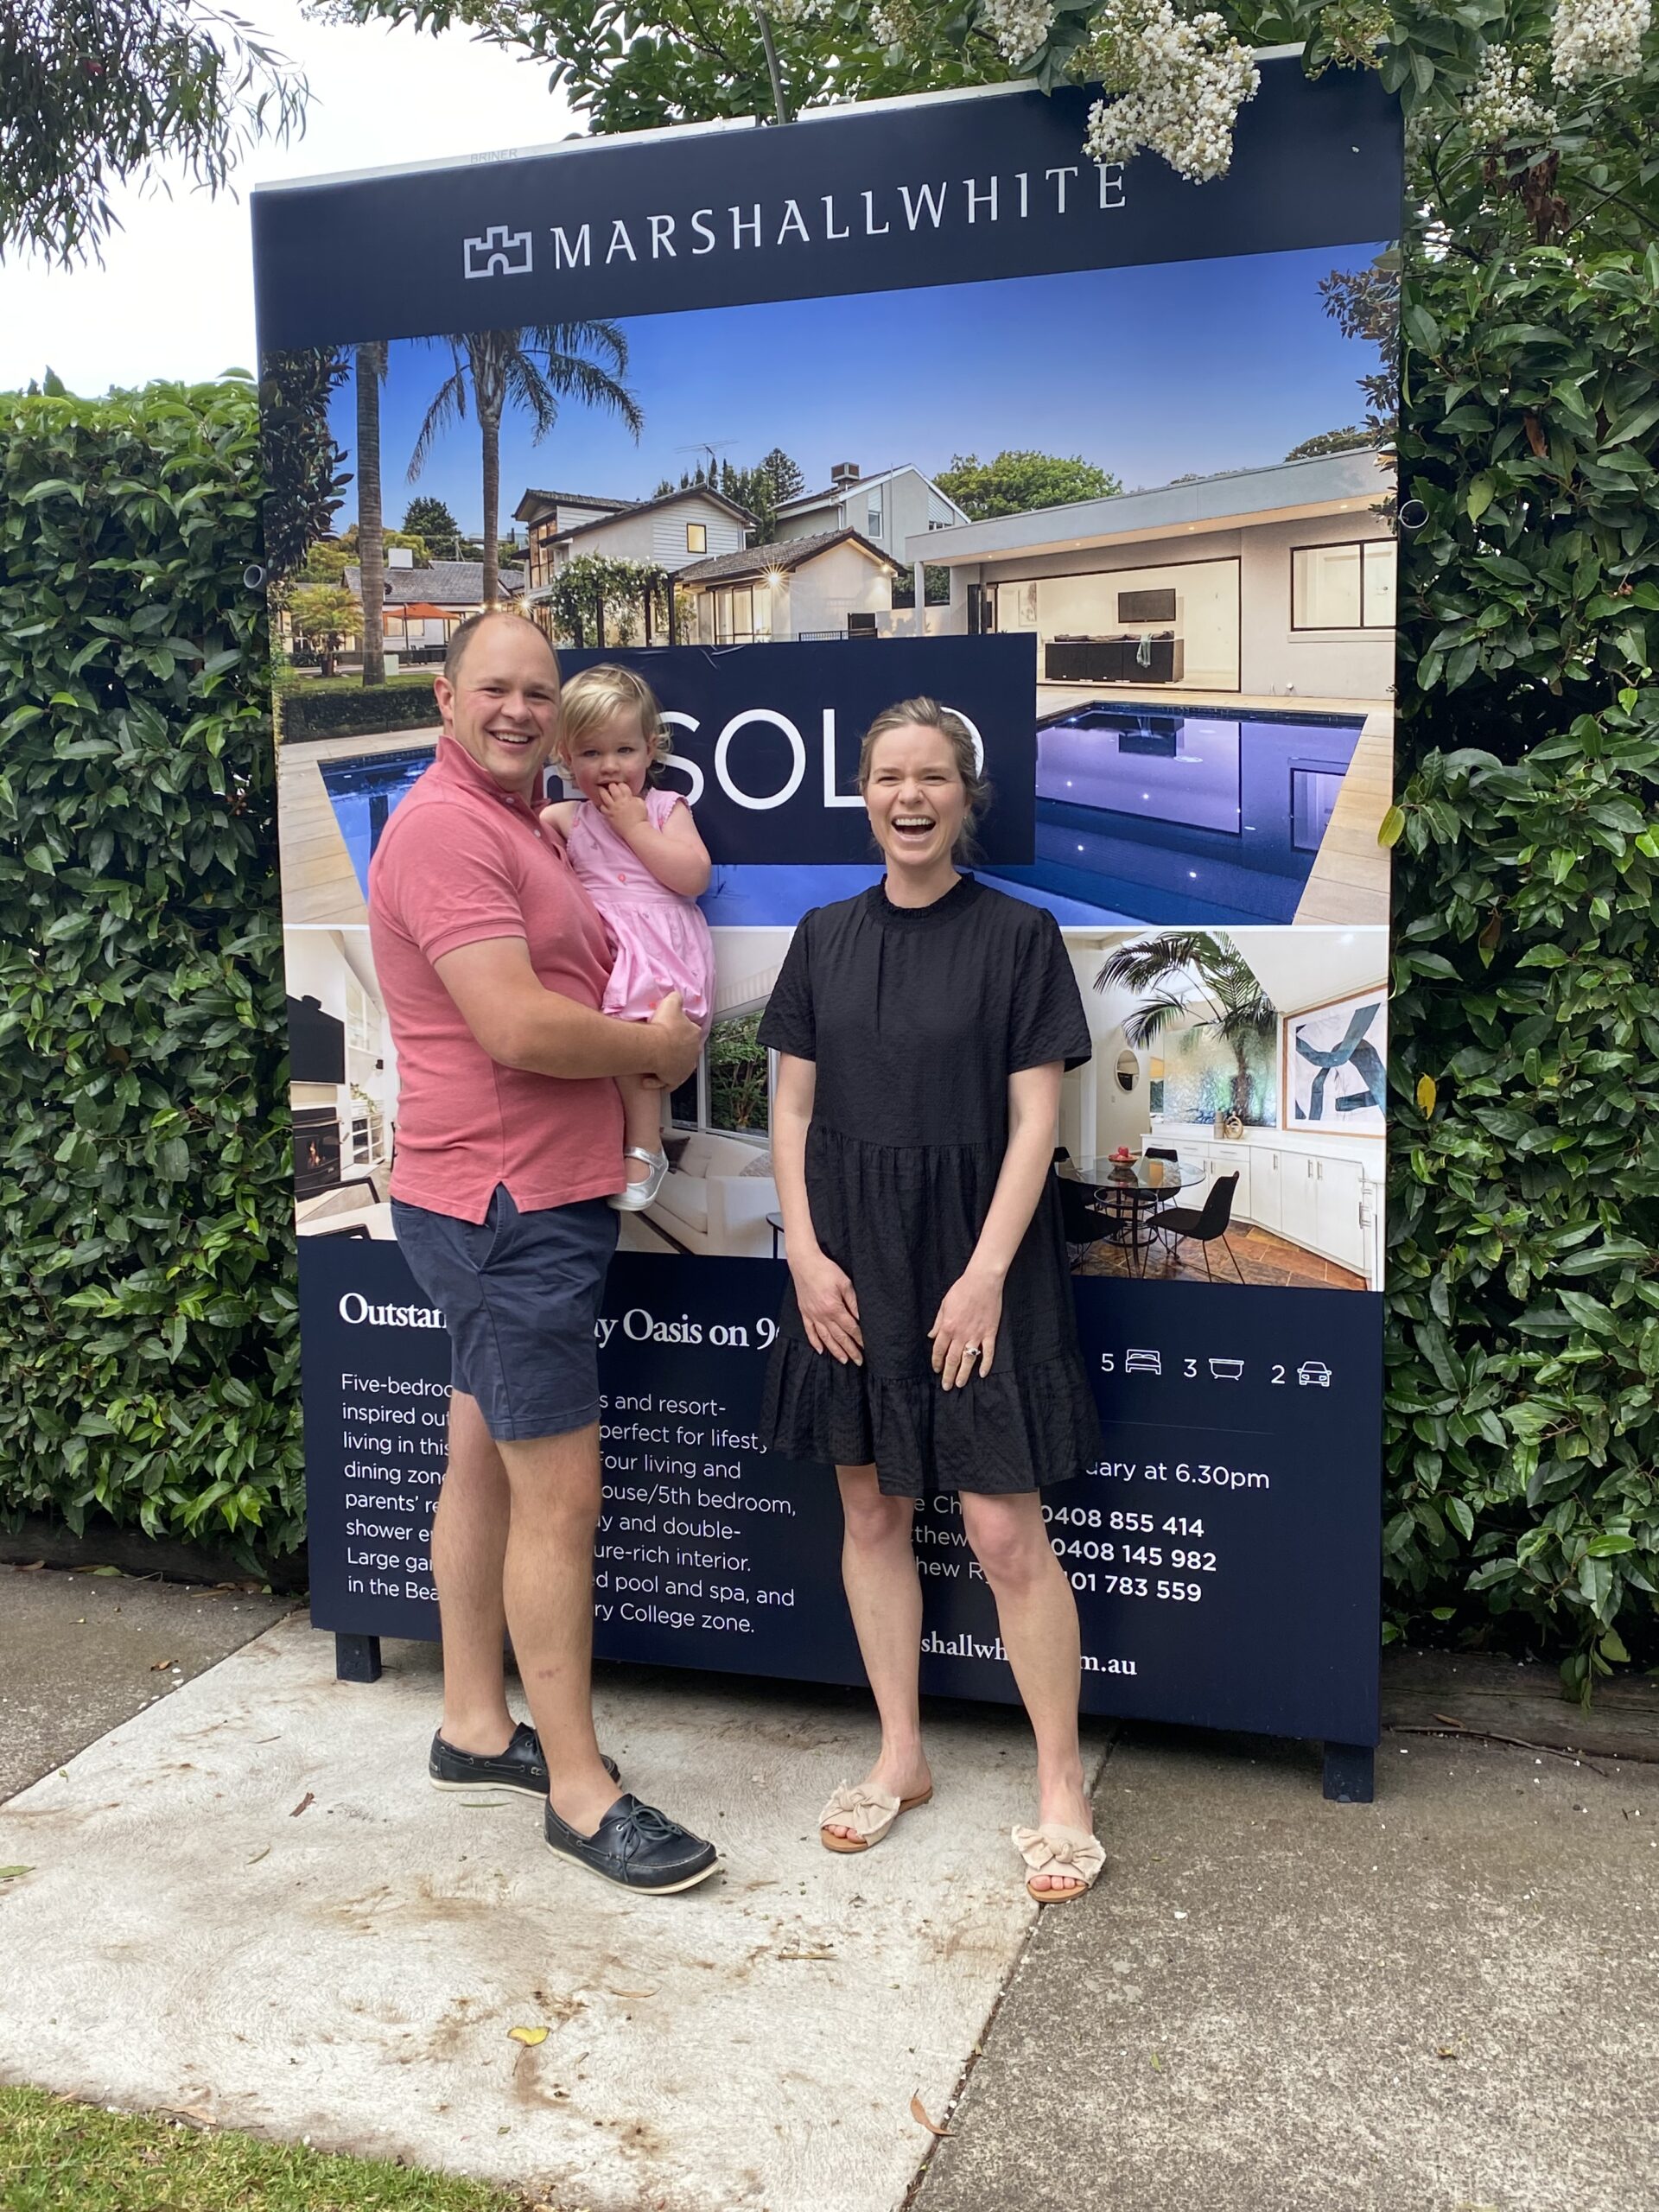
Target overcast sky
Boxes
[0,2,580,394]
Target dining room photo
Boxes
[1053,923,1387,1293]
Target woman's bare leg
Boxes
[958,1491,1091,1891]
[823,1462,931,1840]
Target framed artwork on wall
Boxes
[1282,987,1388,1135]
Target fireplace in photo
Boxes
[293,1107,341,1198]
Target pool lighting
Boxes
[1188,870,1198,879]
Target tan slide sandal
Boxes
[818,1780,934,1853]
[1013,1821,1106,1904]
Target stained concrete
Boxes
[913,1725,1659,2212]
[0,1563,296,1800]
[0,1612,1109,2212]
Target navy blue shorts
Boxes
[390,1186,617,1442]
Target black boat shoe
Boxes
[543,1792,719,1893]
[429,1721,619,1798]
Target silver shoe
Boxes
[608,1147,670,1211]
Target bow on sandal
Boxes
[818,1779,934,1853]
[1013,1821,1106,1904]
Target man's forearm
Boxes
[499,990,662,1080]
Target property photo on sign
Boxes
[257,57,1397,1760]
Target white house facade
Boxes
[673,528,902,644]
[515,484,756,610]
[773,461,966,601]
[906,448,1396,706]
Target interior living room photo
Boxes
[615,927,789,1262]
[285,926,398,1241]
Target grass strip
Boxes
[0,2086,569,2212]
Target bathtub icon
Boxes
[1207,1357,1244,1381]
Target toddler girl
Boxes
[543,664,715,1210]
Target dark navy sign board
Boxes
[253,65,1401,351]
[304,1245,1380,1750]
[555,636,1035,864]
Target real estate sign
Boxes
[255,58,1401,1789]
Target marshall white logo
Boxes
[339,1292,447,1329]
[461,164,1124,279]
[464,224,534,278]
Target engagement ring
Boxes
[962,1344,981,1359]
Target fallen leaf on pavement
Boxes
[247,1846,270,1866]
[81,1565,124,1578]
[507,2026,550,2047]
[1149,2051,1163,2072]
[0,1866,34,1881]
[149,1658,176,1672]
[289,1793,315,1818]
[14,1560,45,1572]
[606,1987,658,1998]
[1436,2046,1459,2061]
[910,2094,950,2137]
[1432,1713,1468,1731]
[777,1949,834,1961]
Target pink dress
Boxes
[563,788,715,1028]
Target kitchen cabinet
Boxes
[1251,1147,1282,1233]
[1274,1152,1367,1276]
[1145,1129,1377,1282]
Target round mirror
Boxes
[1115,1049,1138,1095]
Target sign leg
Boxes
[335,1632,383,1684]
[1322,1741,1375,1803]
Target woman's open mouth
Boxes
[890,814,938,845]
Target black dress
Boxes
[759,875,1103,1499]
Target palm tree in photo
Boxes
[408,323,644,608]
[354,341,387,686]
[1095,931,1278,1124]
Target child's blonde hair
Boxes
[557,664,673,779]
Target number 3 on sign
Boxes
[1184,1357,1198,1378]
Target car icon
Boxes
[1297,1360,1332,1388]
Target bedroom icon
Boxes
[465,225,534,279]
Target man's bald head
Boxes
[444,609,562,688]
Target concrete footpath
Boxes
[2,1564,1655,2211]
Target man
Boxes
[368,610,716,1893]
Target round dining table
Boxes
[1072,1155,1199,1275]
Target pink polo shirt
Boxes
[368,734,624,1222]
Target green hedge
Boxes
[0,378,302,1560]
[279,675,442,742]
[1386,242,1659,1690]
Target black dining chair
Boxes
[1147,1171,1245,1282]
[1057,1170,1120,1269]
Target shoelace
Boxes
[609,1800,683,1853]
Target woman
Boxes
[759,697,1105,1904]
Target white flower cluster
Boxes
[871,0,924,47]
[1083,4,1260,183]
[1461,42,1557,141]
[1551,0,1652,85]
[978,0,1057,62]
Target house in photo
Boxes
[908,448,1395,708]
[673,530,903,645]
[285,928,398,1241]
[515,483,757,639]
[1061,925,1386,1291]
[772,461,969,626]
[928,450,1397,929]
[345,549,526,659]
